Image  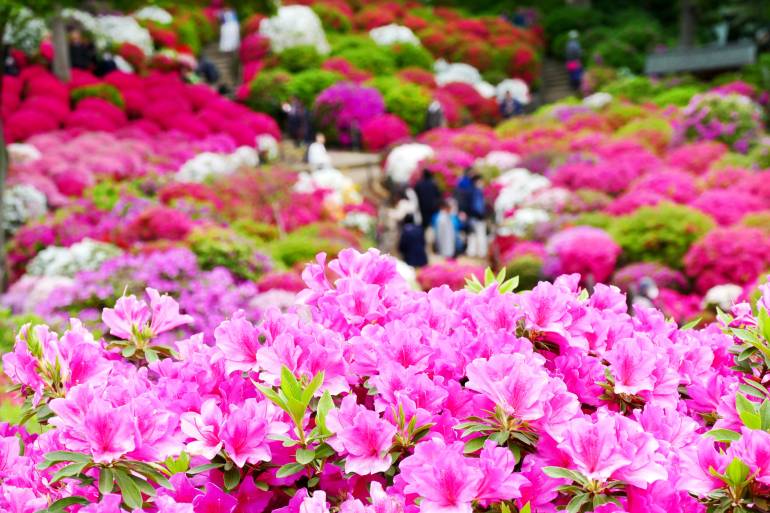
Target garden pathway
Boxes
[540,58,574,104]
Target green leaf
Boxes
[187,462,224,475]
[131,475,157,498]
[736,394,761,429]
[463,436,488,454]
[256,384,288,412]
[114,468,144,510]
[40,451,92,469]
[592,494,620,508]
[566,492,590,513]
[705,429,742,442]
[758,306,770,343]
[144,347,159,363]
[315,391,334,435]
[165,452,190,475]
[122,346,136,358]
[285,396,308,426]
[761,400,770,430]
[224,466,241,491]
[542,466,588,486]
[98,468,114,495]
[296,448,316,465]
[682,317,702,330]
[314,443,335,460]
[489,431,509,445]
[50,461,89,483]
[519,503,531,513]
[43,496,90,512]
[484,267,495,284]
[130,462,173,490]
[276,462,305,478]
[301,371,325,405]
[725,457,750,488]
[281,366,303,402]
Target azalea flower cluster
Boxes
[2,247,768,513]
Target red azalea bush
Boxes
[361,114,410,152]
[120,206,195,246]
[684,227,770,293]
[322,57,372,83]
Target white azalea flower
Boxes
[27,239,121,278]
[260,6,330,54]
[384,143,435,184]
[369,24,420,46]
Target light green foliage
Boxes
[246,69,292,116]
[71,84,125,108]
[278,45,323,73]
[187,226,270,281]
[368,76,430,134]
[287,69,343,106]
[609,202,715,269]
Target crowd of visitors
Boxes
[393,166,490,268]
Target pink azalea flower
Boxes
[193,483,237,513]
[102,294,151,340]
[465,353,551,421]
[606,336,657,395]
[220,399,288,468]
[326,395,397,475]
[728,428,770,486]
[215,312,261,375]
[180,399,224,460]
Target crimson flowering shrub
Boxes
[7,247,770,512]
[361,114,410,152]
[684,227,770,293]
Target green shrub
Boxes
[651,86,702,107]
[609,202,715,269]
[0,308,45,355]
[742,212,770,234]
[368,76,430,134]
[287,69,344,106]
[503,254,543,291]
[278,45,323,73]
[601,76,661,103]
[616,23,662,53]
[312,4,351,33]
[263,223,357,268]
[543,5,602,54]
[572,211,614,230]
[71,83,124,108]
[232,219,281,243]
[592,40,643,73]
[246,70,292,116]
[389,43,434,70]
[336,46,396,75]
[188,226,271,281]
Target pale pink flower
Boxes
[180,399,224,460]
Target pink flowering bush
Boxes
[314,82,385,145]
[684,227,770,293]
[416,259,484,290]
[690,190,766,226]
[5,247,770,513]
[543,226,621,284]
[416,147,475,190]
[680,93,763,153]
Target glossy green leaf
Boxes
[276,462,304,478]
[296,448,316,465]
[463,436,487,454]
[98,467,114,495]
[114,468,143,510]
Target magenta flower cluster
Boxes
[314,83,385,145]
[4,248,770,513]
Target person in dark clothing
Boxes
[94,53,118,76]
[414,169,442,230]
[424,100,445,131]
[68,28,95,71]
[197,57,220,85]
[283,97,309,147]
[398,214,428,267]
[566,31,583,92]
[499,91,522,119]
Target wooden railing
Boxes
[645,41,757,75]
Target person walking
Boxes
[499,90,521,119]
[414,169,441,230]
[307,133,332,170]
[424,100,446,131]
[465,175,488,258]
[434,201,457,258]
[566,30,583,92]
[219,9,241,52]
[398,214,428,267]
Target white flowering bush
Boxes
[702,283,743,310]
[1,275,74,314]
[492,168,552,218]
[260,5,330,54]
[496,79,530,104]
[177,147,259,183]
[294,168,362,206]
[583,92,613,110]
[132,6,173,25]
[3,185,47,235]
[26,239,122,278]
[342,211,376,236]
[474,81,496,99]
[257,134,280,162]
[498,207,551,237]
[4,8,46,54]
[384,143,435,184]
[475,151,521,173]
[369,24,420,46]
[63,9,154,56]
[434,59,482,86]
[7,143,42,165]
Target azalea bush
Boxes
[5,247,770,513]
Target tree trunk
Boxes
[0,9,9,291]
[52,7,71,82]
[679,0,697,48]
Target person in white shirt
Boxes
[219,9,240,52]
[307,133,332,171]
